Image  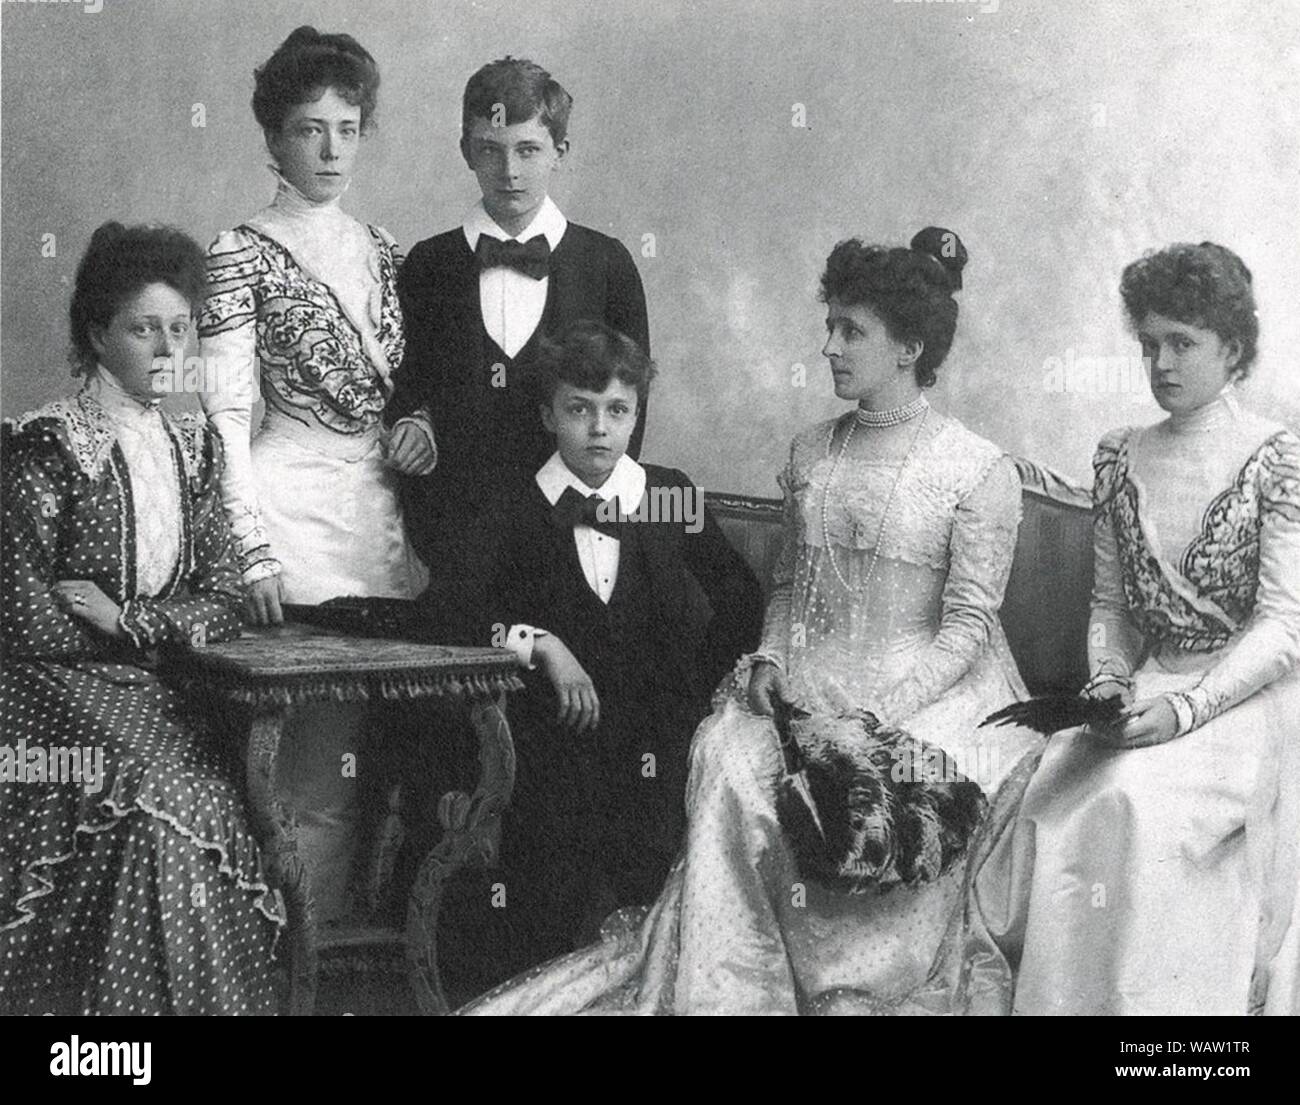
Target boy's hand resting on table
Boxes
[53,580,124,638]
[533,634,600,735]
[747,659,790,718]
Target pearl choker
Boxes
[856,395,929,428]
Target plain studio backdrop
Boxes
[1,0,1297,496]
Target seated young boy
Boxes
[386,56,651,570]
[423,320,762,990]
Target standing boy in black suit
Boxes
[421,322,762,989]
[386,57,650,569]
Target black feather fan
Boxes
[979,693,1125,737]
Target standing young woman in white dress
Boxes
[198,27,436,923]
[959,242,1300,1015]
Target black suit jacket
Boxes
[387,223,650,567]
[418,464,763,710]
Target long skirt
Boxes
[457,648,1040,1015]
[0,660,283,1015]
[955,661,1300,1016]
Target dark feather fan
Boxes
[979,693,1125,737]
[772,702,987,894]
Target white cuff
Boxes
[241,556,282,585]
[747,651,786,673]
[505,624,548,668]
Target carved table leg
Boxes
[407,689,516,1015]
[246,708,318,1016]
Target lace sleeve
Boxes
[1167,432,1300,735]
[197,229,279,583]
[875,453,1022,726]
[1087,429,1146,685]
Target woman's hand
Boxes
[747,659,790,717]
[1078,674,1135,742]
[53,580,124,639]
[244,575,284,626]
[534,634,600,735]
[1081,674,1134,707]
[385,422,438,477]
[1091,695,1179,749]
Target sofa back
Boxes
[704,457,1092,696]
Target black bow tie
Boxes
[476,234,551,279]
[551,486,622,538]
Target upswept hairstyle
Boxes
[460,57,573,147]
[819,227,968,388]
[252,26,380,134]
[1120,241,1258,379]
[534,320,656,405]
[69,222,208,375]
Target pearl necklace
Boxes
[820,405,931,593]
[855,394,930,428]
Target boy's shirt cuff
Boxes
[506,624,549,669]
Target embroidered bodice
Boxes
[757,409,1023,726]
[196,182,406,578]
[1089,390,1300,732]
[199,220,404,435]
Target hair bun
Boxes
[276,25,374,65]
[910,226,967,291]
[280,25,324,51]
[88,221,127,252]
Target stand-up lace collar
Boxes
[83,366,163,422]
[1166,387,1240,436]
[265,165,348,223]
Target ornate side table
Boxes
[164,623,522,1015]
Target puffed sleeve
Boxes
[0,420,103,659]
[196,228,280,584]
[875,453,1023,726]
[1166,431,1300,735]
[1087,428,1147,684]
[117,424,244,649]
[752,441,801,671]
[605,237,650,459]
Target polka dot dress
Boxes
[1,387,283,1015]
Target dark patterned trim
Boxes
[1097,430,1295,653]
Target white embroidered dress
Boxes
[198,176,428,601]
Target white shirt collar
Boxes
[462,196,568,252]
[535,451,647,509]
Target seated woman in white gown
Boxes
[458,228,1042,1015]
[956,241,1300,1016]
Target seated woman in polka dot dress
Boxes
[0,223,283,1015]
